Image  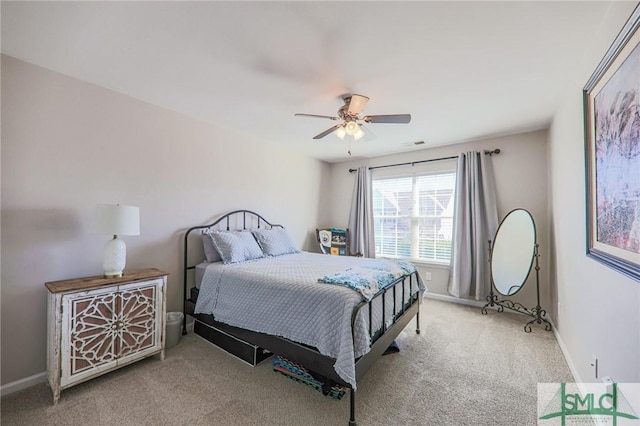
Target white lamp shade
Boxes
[334,125,346,140]
[95,204,140,236]
[345,121,360,136]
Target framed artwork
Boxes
[583,4,640,281]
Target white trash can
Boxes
[165,312,184,349]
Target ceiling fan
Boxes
[295,94,411,140]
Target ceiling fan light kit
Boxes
[295,94,411,144]
[334,123,365,141]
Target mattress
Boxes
[195,261,211,287]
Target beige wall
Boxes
[0,55,331,385]
[548,2,639,384]
[325,130,550,311]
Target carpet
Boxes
[0,298,573,425]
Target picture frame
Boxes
[583,4,640,282]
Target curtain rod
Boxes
[348,149,500,173]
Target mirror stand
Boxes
[481,240,552,333]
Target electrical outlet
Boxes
[424,272,432,281]
[591,354,599,379]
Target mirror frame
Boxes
[490,208,537,297]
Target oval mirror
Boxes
[490,209,536,296]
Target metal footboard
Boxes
[348,271,421,425]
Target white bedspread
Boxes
[194,252,424,388]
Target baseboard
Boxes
[549,317,584,385]
[548,318,605,424]
[0,372,47,397]
[2,320,195,398]
[424,292,487,308]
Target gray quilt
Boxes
[194,252,425,388]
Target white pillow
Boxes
[251,228,300,257]
[209,230,264,264]
[201,229,222,263]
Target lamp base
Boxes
[103,272,124,278]
[103,236,126,278]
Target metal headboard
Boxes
[182,210,282,334]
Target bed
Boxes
[182,210,424,425]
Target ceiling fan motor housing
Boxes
[338,99,357,120]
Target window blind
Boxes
[372,171,456,263]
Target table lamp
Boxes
[94,203,140,278]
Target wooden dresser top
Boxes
[45,268,169,293]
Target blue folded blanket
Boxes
[319,259,417,301]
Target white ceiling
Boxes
[1,1,616,163]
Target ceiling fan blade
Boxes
[346,94,369,116]
[295,113,339,120]
[363,114,411,124]
[313,125,342,140]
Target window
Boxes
[372,171,456,263]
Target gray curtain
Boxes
[348,166,375,258]
[448,151,498,300]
